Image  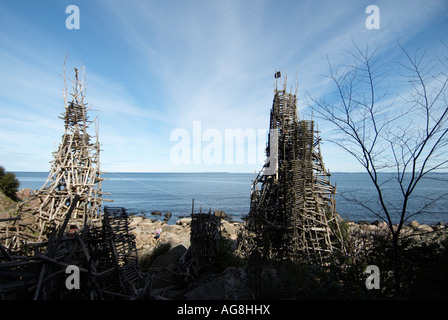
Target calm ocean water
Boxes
[13,171,448,225]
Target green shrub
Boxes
[0,166,20,201]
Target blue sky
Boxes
[0,0,447,173]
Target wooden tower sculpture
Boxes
[242,73,345,264]
[34,67,103,241]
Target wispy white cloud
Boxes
[1,0,446,173]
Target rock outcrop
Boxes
[347,220,448,245]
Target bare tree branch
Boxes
[307,41,448,285]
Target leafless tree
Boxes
[308,40,448,288]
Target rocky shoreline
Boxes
[5,188,448,254]
[3,188,448,299]
[129,214,244,258]
[127,214,248,299]
[130,213,448,267]
[346,219,448,243]
[130,214,448,249]
[6,189,448,252]
[128,214,448,299]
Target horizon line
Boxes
[12,170,448,174]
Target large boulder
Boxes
[164,211,172,219]
[149,244,187,290]
[409,221,420,229]
[183,267,250,300]
[129,216,144,228]
[214,210,227,219]
[417,224,434,233]
[176,218,192,226]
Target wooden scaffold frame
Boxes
[34,67,104,242]
[178,204,223,279]
[0,67,149,299]
[239,73,345,265]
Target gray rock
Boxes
[129,216,143,227]
[417,224,433,233]
[377,221,388,229]
[357,220,370,225]
[177,218,192,226]
[15,188,32,201]
[161,224,181,234]
[360,224,378,232]
[214,210,227,219]
[400,226,414,237]
[151,244,187,268]
[130,226,142,238]
[409,221,420,229]
[184,267,250,300]
[150,244,188,290]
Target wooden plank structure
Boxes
[0,216,23,253]
[0,67,149,299]
[0,204,147,300]
[0,67,104,252]
[31,67,104,243]
[239,73,345,264]
[178,205,223,278]
[86,206,146,299]
[189,211,222,260]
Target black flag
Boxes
[274,71,281,79]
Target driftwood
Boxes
[0,68,108,253]
[174,207,223,281]
[238,74,346,265]
[190,211,221,260]
[0,67,148,300]
[33,68,105,242]
[0,205,148,300]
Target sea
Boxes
[13,171,448,226]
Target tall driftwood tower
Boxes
[242,73,345,264]
[35,67,103,241]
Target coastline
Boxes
[130,213,448,257]
[12,171,448,227]
[129,214,244,257]
[128,214,448,299]
[5,188,448,255]
[2,188,448,300]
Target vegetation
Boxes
[0,166,20,201]
[131,217,447,299]
[309,41,448,290]
[248,231,448,299]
